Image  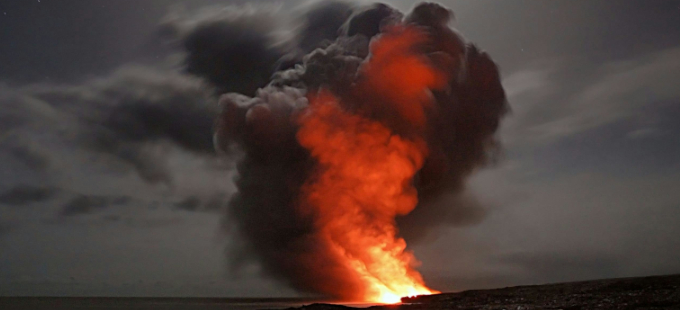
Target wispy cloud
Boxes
[503,46,680,144]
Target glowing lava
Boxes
[297,92,439,303]
[295,26,446,303]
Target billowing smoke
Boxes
[212,2,508,302]
[159,5,286,96]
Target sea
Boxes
[0,297,381,310]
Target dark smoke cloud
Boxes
[160,5,286,96]
[0,185,60,206]
[398,192,488,242]
[215,2,508,299]
[296,1,354,53]
[342,3,402,38]
[275,1,354,71]
[161,2,370,95]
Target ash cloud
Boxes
[296,1,354,53]
[215,2,508,299]
[277,1,354,70]
[342,3,402,39]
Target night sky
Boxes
[1,0,680,297]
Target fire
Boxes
[294,25,446,303]
[216,2,509,303]
[297,92,439,303]
[288,27,447,303]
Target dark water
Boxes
[0,297,353,310]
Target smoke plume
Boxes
[214,2,508,302]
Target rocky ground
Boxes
[287,274,680,310]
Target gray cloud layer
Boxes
[0,185,59,207]
[1,66,216,185]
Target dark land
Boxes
[292,274,680,310]
[1,275,678,309]
[0,297,322,310]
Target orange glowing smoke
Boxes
[357,25,448,127]
[295,26,446,303]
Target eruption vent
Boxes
[214,2,508,303]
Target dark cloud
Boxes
[37,66,216,152]
[215,2,508,299]
[0,115,25,133]
[2,66,216,185]
[60,195,110,216]
[0,131,52,172]
[111,196,132,206]
[160,5,286,96]
[176,193,228,212]
[175,196,201,212]
[0,185,60,206]
[6,140,52,171]
[60,194,130,217]
[97,88,216,154]
[296,1,354,53]
[341,3,402,38]
[203,193,227,212]
[275,1,355,71]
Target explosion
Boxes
[213,2,508,303]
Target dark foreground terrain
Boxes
[291,274,680,310]
[0,297,320,310]
[1,275,677,309]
